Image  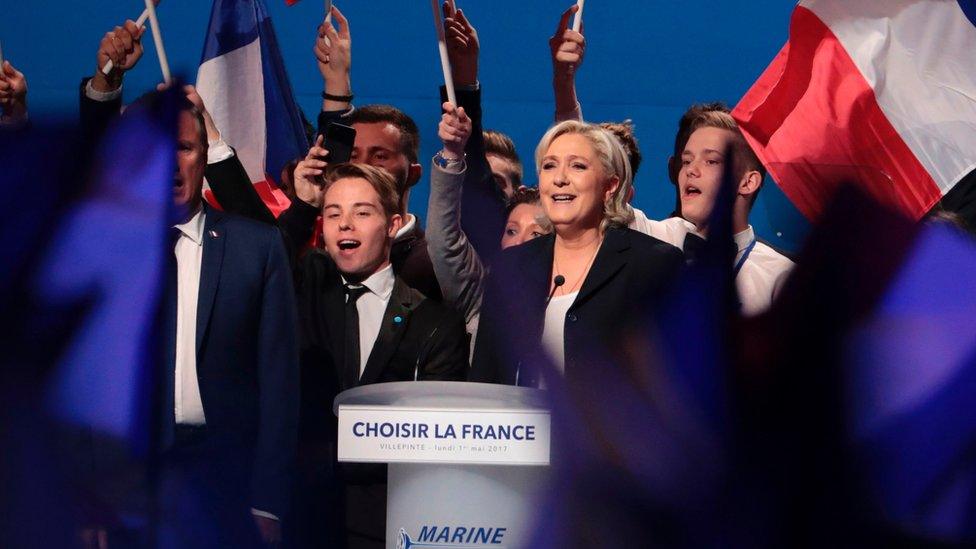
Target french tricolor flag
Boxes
[196,0,309,216]
[734,0,976,222]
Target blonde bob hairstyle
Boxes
[534,120,635,233]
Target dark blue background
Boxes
[0,0,807,250]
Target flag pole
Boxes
[0,39,5,68]
[102,1,161,76]
[144,0,171,85]
[572,0,585,32]
[430,0,457,106]
[321,0,333,47]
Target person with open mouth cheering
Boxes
[469,120,683,388]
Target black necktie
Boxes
[343,284,370,388]
[681,232,707,265]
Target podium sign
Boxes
[337,405,551,465]
[333,381,551,548]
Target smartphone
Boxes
[323,121,356,164]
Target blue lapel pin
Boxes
[393,315,403,326]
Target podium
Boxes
[333,381,551,549]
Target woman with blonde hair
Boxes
[470,120,683,386]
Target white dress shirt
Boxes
[341,264,396,377]
[541,291,578,377]
[173,208,207,425]
[732,226,795,316]
[629,208,794,316]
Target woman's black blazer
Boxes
[470,226,683,385]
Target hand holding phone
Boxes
[293,135,331,208]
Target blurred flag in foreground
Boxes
[845,218,976,540]
[196,0,309,217]
[38,93,176,447]
[733,0,976,222]
[0,88,180,544]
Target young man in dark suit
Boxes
[299,7,441,300]
[289,162,468,548]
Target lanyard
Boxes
[733,239,757,278]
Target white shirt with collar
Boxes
[732,225,794,316]
[173,208,207,425]
[341,264,396,377]
[629,208,794,316]
[395,213,418,243]
[173,208,281,522]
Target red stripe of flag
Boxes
[733,6,942,221]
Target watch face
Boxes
[435,153,456,168]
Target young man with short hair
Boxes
[482,129,523,198]
[631,108,794,315]
[299,8,442,301]
[290,161,468,548]
[285,100,444,300]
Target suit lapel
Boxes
[574,228,629,308]
[196,208,226,354]
[322,279,350,389]
[530,234,556,305]
[359,277,418,386]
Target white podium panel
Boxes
[388,464,547,549]
[334,381,551,549]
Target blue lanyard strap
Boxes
[733,239,757,278]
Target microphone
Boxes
[545,275,566,307]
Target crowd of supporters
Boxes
[11,2,970,548]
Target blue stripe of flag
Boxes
[256,0,310,179]
[200,0,260,64]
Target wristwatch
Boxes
[433,151,466,170]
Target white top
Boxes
[629,208,794,316]
[341,264,396,377]
[173,208,206,425]
[540,291,578,379]
[732,226,795,316]
[629,207,697,248]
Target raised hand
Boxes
[442,1,479,88]
[550,4,585,80]
[550,4,585,121]
[294,135,331,207]
[0,61,28,122]
[183,85,222,143]
[438,102,472,160]
[315,5,352,110]
[92,20,145,93]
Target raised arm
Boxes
[440,2,508,264]
[183,85,276,225]
[550,4,585,122]
[80,20,144,137]
[314,5,354,134]
[427,102,486,332]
